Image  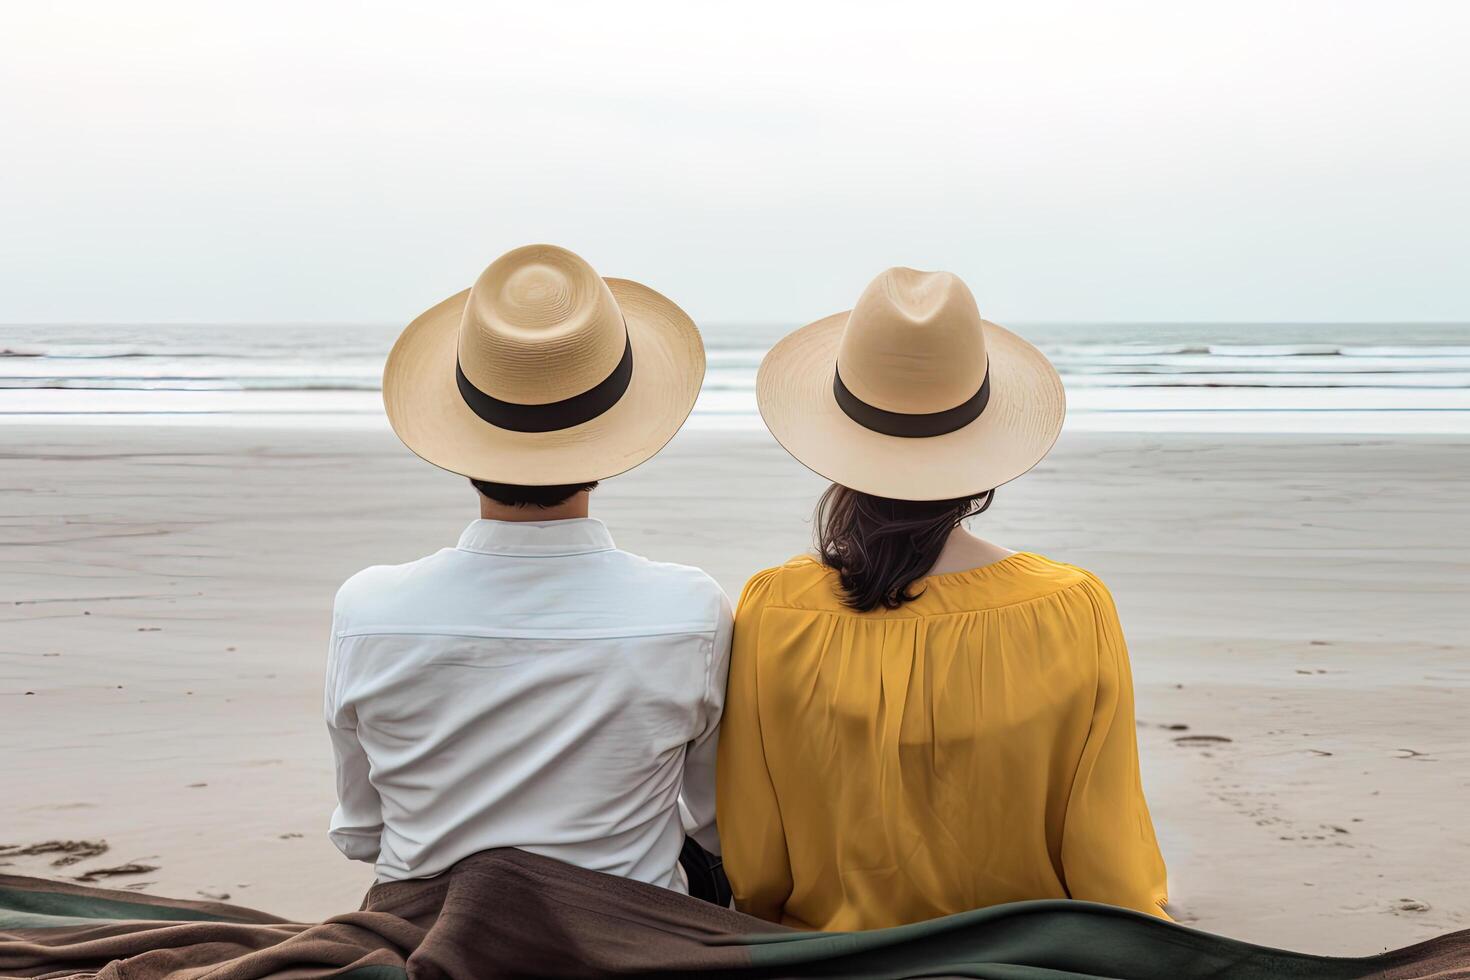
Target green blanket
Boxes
[2,849,1466,978]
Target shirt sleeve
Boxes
[679,586,733,856]
[1060,575,1171,918]
[716,569,793,922]
[324,612,384,864]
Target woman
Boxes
[716,267,1168,932]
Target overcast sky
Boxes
[2,1,1467,327]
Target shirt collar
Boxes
[455,518,616,558]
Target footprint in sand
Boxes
[1173,734,1233,747]
[74,862,159,882]
[0,840,108,867]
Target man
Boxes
[325,244,729,896]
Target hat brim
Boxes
[756,312,1065,501]
[383,277,705,484]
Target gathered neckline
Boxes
[916,550,1041,585]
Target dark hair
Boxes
[815,484,994,612]
[470,479,598,508]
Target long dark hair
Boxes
[816,485,994,612]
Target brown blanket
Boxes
[3,848,1468,979]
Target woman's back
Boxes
[716,552,1168,931]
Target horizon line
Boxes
[3,320,1469,330]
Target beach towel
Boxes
[2,848,1466,979]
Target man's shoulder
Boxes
[605,549,729,619]
[610,549,723,591]
[332,550,453,614]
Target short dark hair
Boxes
[470,479,599,509]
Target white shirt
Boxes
[324,518,731,891]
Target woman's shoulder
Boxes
[736,554,840,612]
[996,552,1107,590]
[895,552,1119,617]
[940,552,1113,602]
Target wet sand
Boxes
[1,423,1467,954]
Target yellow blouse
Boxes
[716,552,1168,931]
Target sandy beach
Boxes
[2,423,1466,955]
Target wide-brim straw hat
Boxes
[383,244,705,485]
[757,267,1064,501]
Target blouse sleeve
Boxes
[716,568,793,923]
[1060,575,1171,919]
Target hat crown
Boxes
[458,245,626,406]
[835,268,989,415]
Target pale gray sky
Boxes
[2,1,1467,326]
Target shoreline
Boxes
[1,423,1467,953]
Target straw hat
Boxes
[383,244,704,484]
[757,267,1064,501]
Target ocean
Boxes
[3,322,1469,434]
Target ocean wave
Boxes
[1057,360,1470,376]
[1204,344,1343,356]
[1339,345,1470,358]
[1044,343,1470,359]
[1062,373,1470,389]
[0,378,384,392]
[1041,343,1213,356]
[0,345,288,359]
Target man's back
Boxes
[325,518,730,890]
